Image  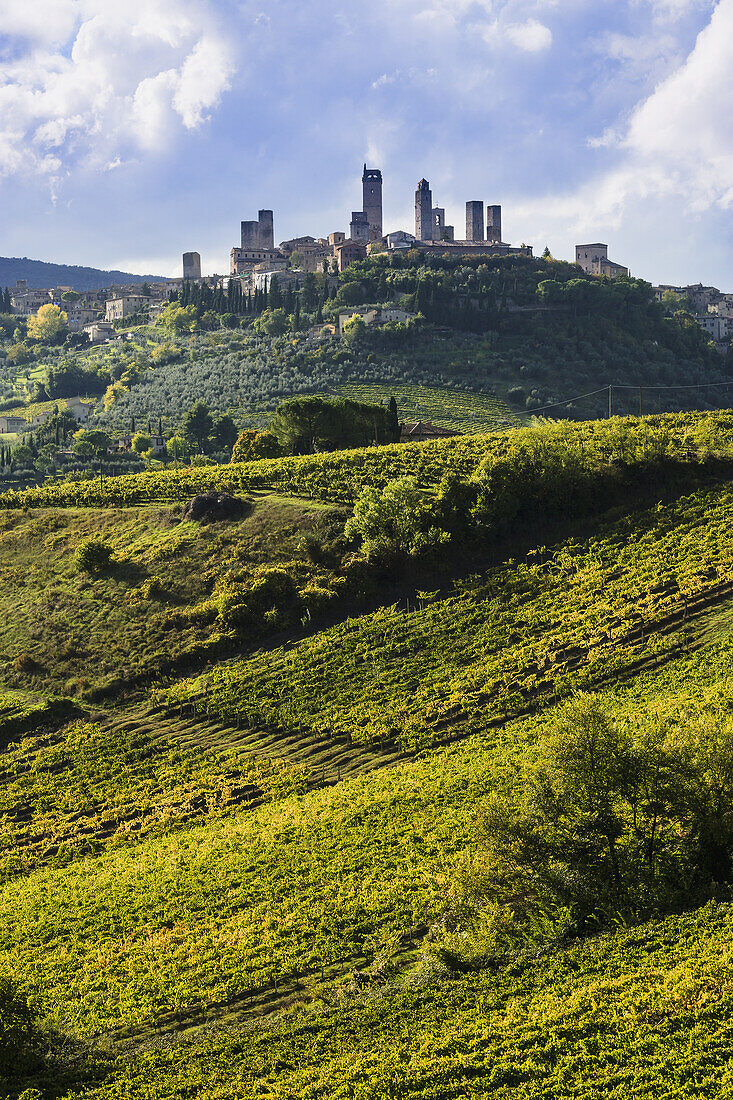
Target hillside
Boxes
[0,254,727,445]
[0,256,167,291]
[4,413,733,1098]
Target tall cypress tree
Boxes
[268,275,282,310]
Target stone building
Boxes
[66,306,102,332]
[486,205,502,243]
[105,295,151,321]
[333,240,367,271]
[466,201,484,242]
[415,179,433,240]
[183,252,201,280]
[83,321,116,344]
[362,165,383,241]
[349,211,370,243]
[575,244,628,279]
[10,285,52,315]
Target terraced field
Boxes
[4,411,733,1100]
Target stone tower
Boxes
[466,201,484,242]
[241,220,260,249]
[415,179,433,241]
[432,207,445,240]
[182,251,201,280]
[258,209,274,250]
[362,165,383,241]
[349,211,370,243]
[486,205,502,243]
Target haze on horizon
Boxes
[0,0,731,287]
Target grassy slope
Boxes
[0,494,344,696]
[5,416,733,1096]
[2,473,733,1094]
[3,587,733,1096]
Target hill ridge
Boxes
[0,255,168,291]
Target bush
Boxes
[231,430,282,463]
[74,538,114,574]
[345,476,449,561]
[13,652,37,674]
[448,693,733,956]
[0,978,43,1091]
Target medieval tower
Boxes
[182,251,201,280]
[466,201,484,242]
[362,166,383,241]
[486,205,502,243]
[241,210,274,250]
[415,179,433,240]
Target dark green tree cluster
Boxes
[455,693,733,947]
[173,272,334,326]
[183,401,237,454]
[271,396,401,455]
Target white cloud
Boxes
[515,0,733,268]
[0,0,235,182]
[504,18,553,51]
[624,0,733,207]
[0,0,81,45]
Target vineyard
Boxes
[59,902,733,1099]
[3,410,733,510]
[161,480,733,751]
[4,409,733,1098]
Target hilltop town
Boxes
[4,165,732,360]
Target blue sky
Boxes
[0,0,731,286]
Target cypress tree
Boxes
[268,275,282,309]
[388,396,400,442]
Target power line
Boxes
[517,378,733,418]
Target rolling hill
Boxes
[0,255,168,292]
[4,412,733,1097]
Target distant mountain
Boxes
[0,256,170,292]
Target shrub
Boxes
[74,538,114,574]
[0,978,43,1091]
[345,476,449,561]
[13,652,37,674]
[231,430,282,463]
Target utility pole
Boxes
[608,384,613,419]
[639,386,643,417]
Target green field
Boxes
[4,411,733,1099]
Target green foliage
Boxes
[345,476,447,560]
[212,414,237,452]
[270,395,395,455]
[254,308,288,336]
[74,429,110,455]
[158,304,199,334]
[74,537,114,573]
[231,430,281,463]
[184,401,214,454]
[0,977,43,1091]
[4,410,731,513]
[131,431,152,455]
[342,313,366,346]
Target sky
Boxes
[0,0,731,287]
